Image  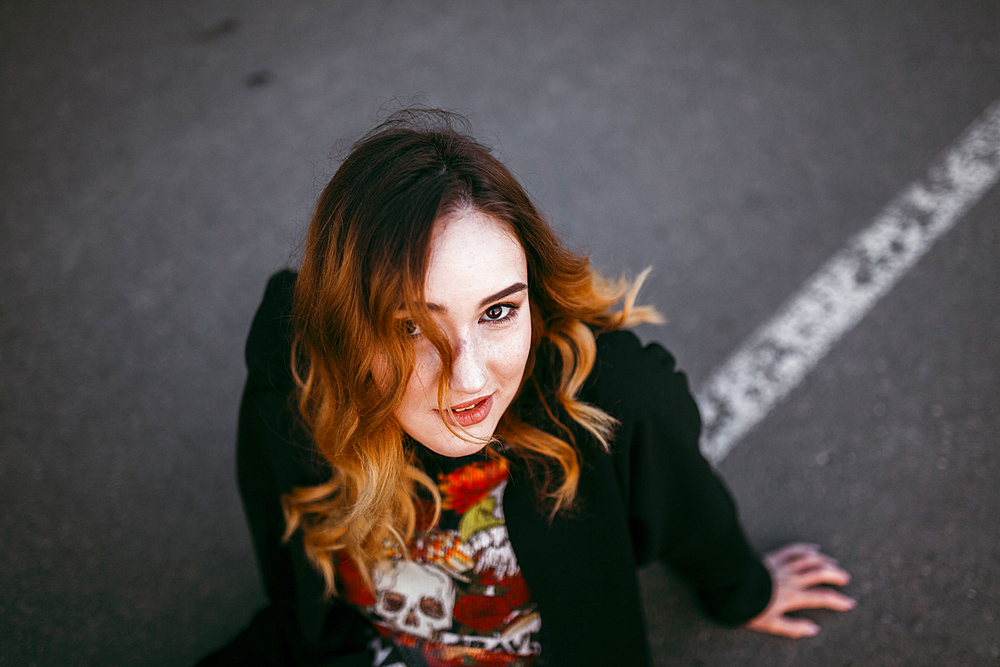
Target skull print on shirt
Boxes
[373,561,455,639]
[336,456,543,666]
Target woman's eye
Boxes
[482,304,513,322]
[404,320,421,336]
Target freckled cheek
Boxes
[402,348,442,407]
[396,369,435,435]
[488,325,533,388]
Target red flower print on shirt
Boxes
[438,459,509,514]
[452,572,532,633]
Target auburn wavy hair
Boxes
[284,109,660,595]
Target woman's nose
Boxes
[449,337,488,395]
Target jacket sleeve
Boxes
[586,330,773,626]
[234,270,374,664]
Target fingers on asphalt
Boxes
[793,560,852,588]
[787,552,834,573]
[771,542,822,564]
[775,616,821,638]
[789,586,858,612]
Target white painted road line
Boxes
[696,99,1000,465]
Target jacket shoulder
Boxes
[585,329,688,424]
[245,269,299,388]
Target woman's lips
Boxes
[437,394,494,427]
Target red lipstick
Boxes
[438,394,493,427]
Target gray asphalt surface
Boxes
[2,1,998,665]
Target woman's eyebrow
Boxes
[477,282,527,309]
[425,282,528,312]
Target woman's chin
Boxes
[418,427,495,458]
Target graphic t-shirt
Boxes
[335,453,542,667]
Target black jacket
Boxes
[200,270,771,667]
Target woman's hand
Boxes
[745,542,856,638]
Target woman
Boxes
[202,110,854,666]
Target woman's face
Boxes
[395,209,532,457]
